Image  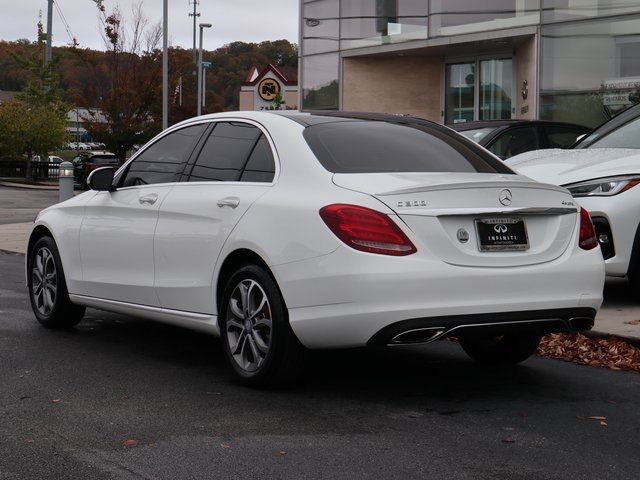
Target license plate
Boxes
[475,218,529,252]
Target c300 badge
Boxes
[397,200,427,208]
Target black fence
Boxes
[0,160,60,181]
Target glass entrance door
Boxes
[445,62,475,124]
[444,57,513,124]
[480,58,513,120]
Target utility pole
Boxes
[162,0,168,130]
[45,0,53,64]
[189,0,200,65]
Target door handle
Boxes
[217,196,240,209]
[139,193,158,206]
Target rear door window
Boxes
[488,127,539,158]
[544,125,588,148]
[240,135,276,182]
[188,122,265,182]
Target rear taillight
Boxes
[319,204,417,256]
[579,207,598,250]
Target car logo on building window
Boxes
[499,189,512,206]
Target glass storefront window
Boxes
[302,53,340,110]
[340,0,428,50]
[480,59,513,120]
[430,0,540,37]
[445,63,475,124]
[540,15,640,127]
[543,0,640,24]
[302,0,340,55]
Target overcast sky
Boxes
[1,0,299,51]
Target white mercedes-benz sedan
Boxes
[26,111,605,386]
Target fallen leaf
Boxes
[278,450,287,455]
[25,439,34,444]
[220,443,230,449]
[624,320,640,326]
[51,399,61,404]
[537,334,640,373]
[501,438,515,443]
[122,439,138,447]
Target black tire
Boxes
[27,236,85,328]
[628,262,640,295]
[459,333,541,365]
[219,264,307,387]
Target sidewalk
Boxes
[0,180,58,190]
[0,221,29,254]
[0,220,638,344]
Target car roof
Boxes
[77,150,116,157]
[175,110,450,131]
[448,120,590,131]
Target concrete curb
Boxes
[586,330,640,348]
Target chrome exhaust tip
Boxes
[568,317,594,331]
[389,327,446,345]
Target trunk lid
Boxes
[333,172,579,267]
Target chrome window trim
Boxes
[115,116,282,189]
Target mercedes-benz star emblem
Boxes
[499,189,512,206]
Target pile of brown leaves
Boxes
[537,333,640,373]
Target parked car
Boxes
[72,151,119,188]
[47,155,63,177]
[26,111,604,386]
[450,120,590,159]
[507,103,640,289]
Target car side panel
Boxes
[27,191,96,294]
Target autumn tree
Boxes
[1,21,69,179]
[79,2,163,160]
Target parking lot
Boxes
[0,185,638,479]
[1,250,639,479]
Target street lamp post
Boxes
[162,0,168,130]
[197,23,212,117]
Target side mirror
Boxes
[87,167,115,191]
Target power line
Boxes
[53,0,78,46]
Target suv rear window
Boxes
[303,121,511,174]
[91,155,118,164]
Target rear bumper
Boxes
[273,242,604,349]
[367,307,596,347]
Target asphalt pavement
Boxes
[0,186,60,225]
[1,251,639,479]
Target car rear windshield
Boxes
[303,120,512,174]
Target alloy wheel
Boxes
[31,247,57,316]
[225,279,273,372]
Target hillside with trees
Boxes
[0,6,297,159]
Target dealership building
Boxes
[299,1,640,128]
